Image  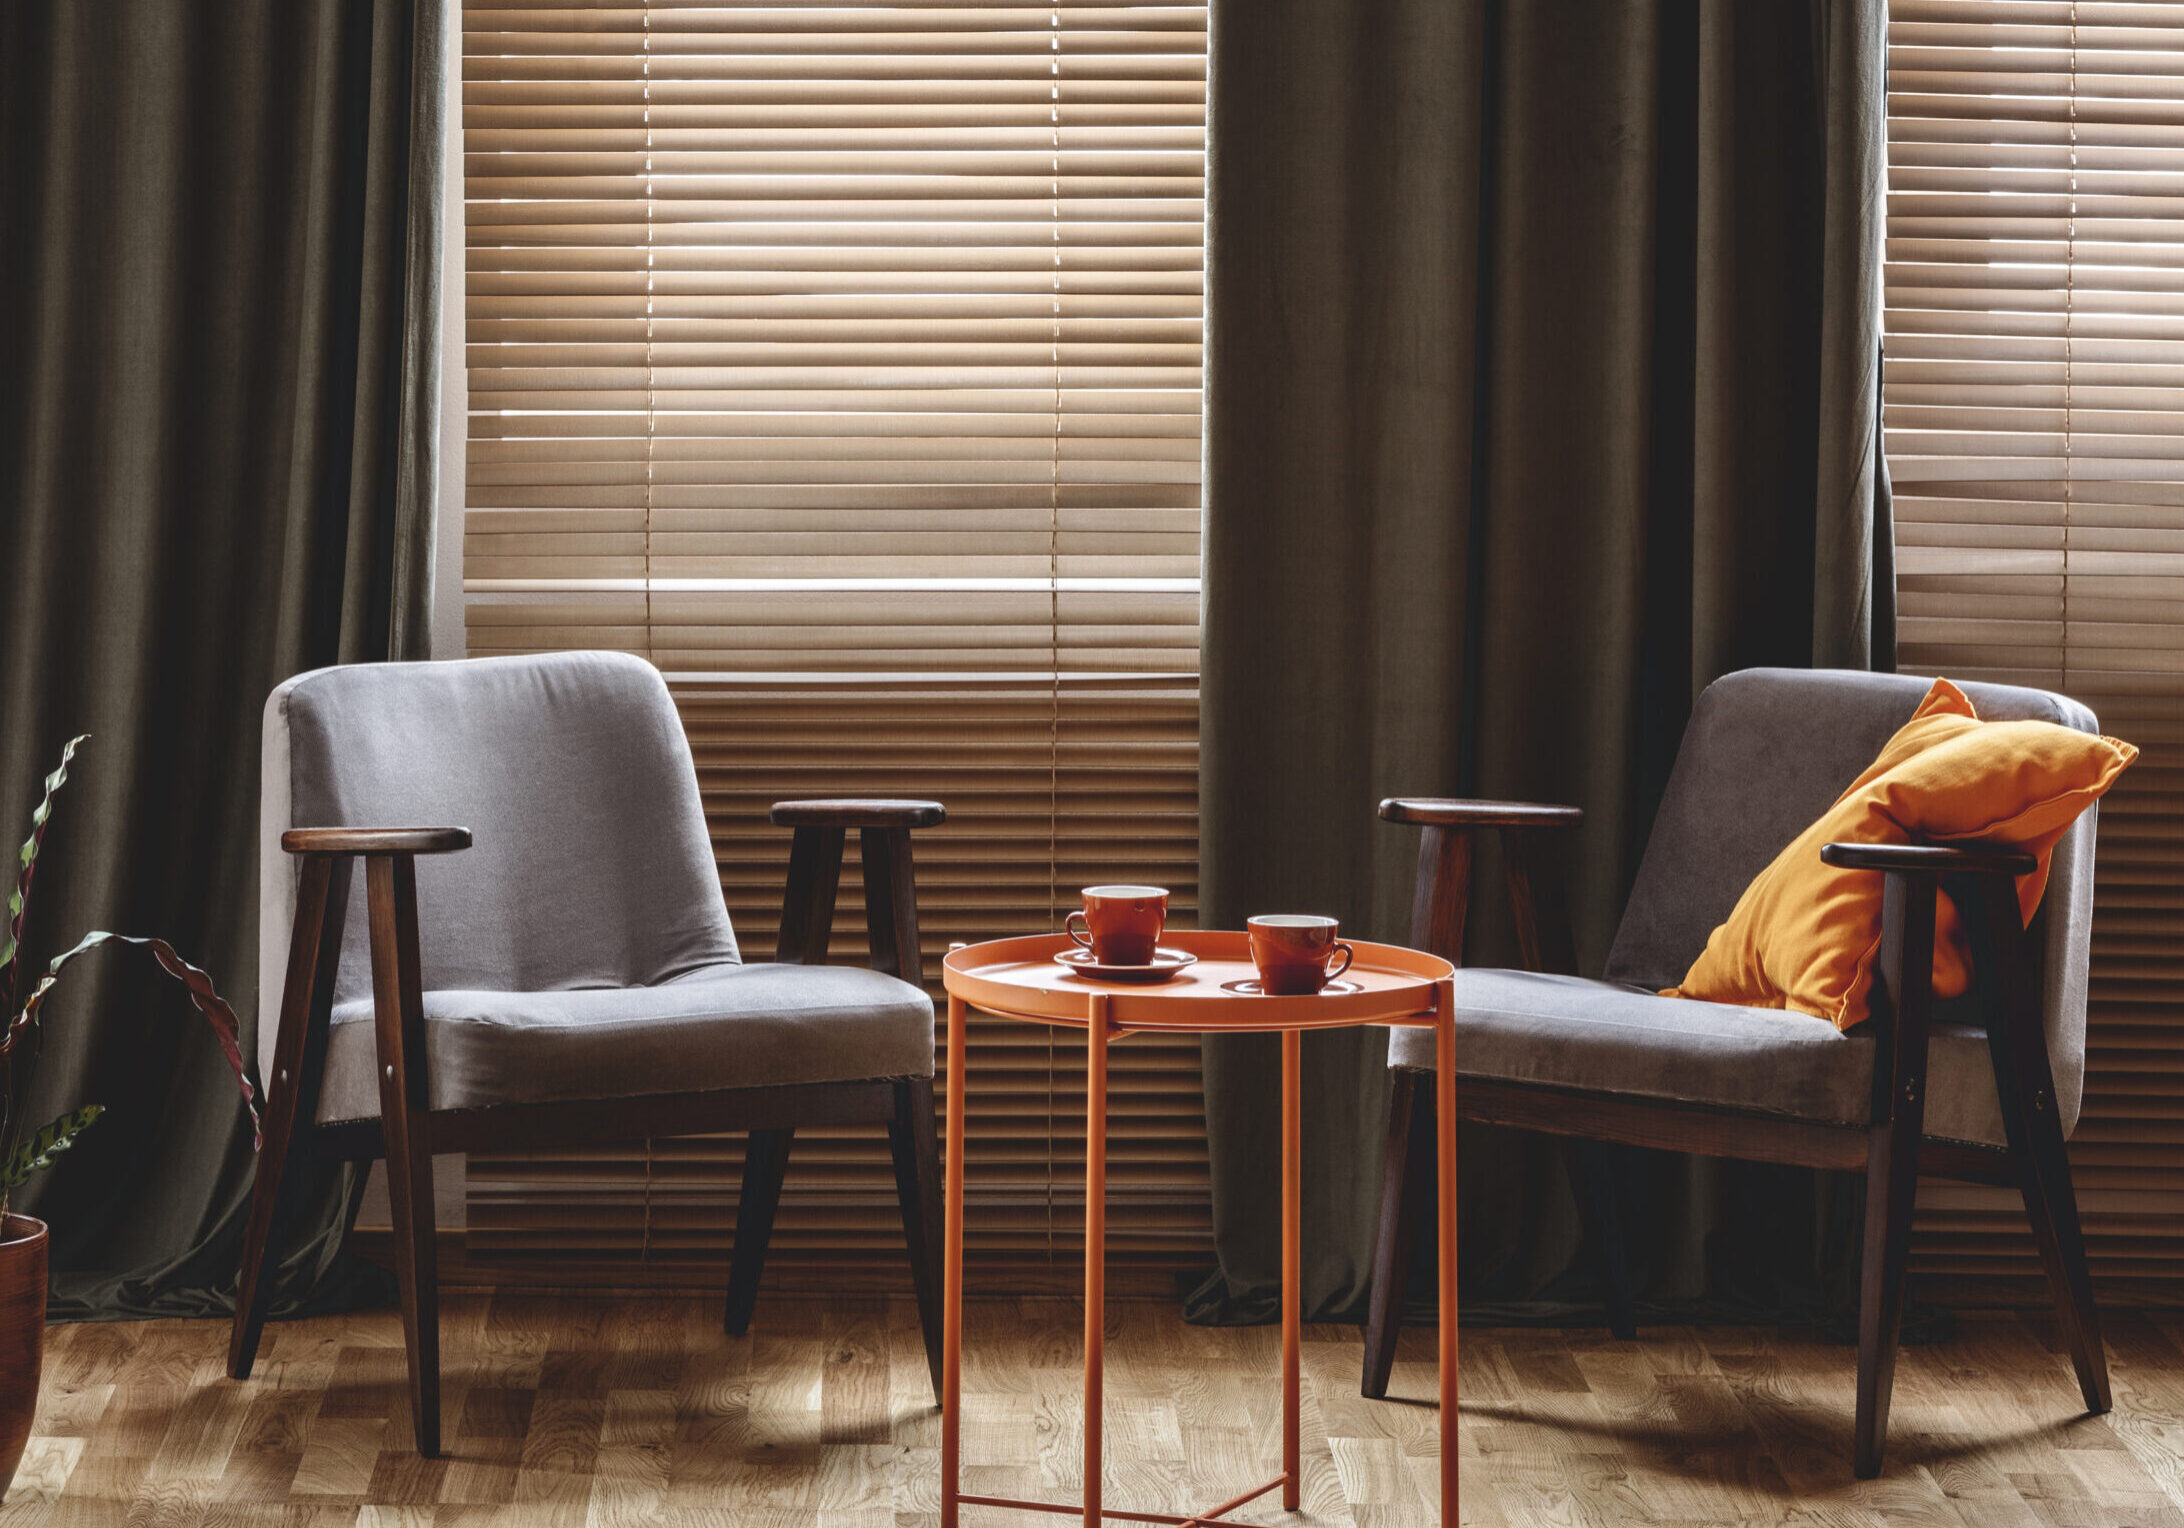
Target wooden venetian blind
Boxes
[1884,0,2184,1289]
[459,0,1209,1274]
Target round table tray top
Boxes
[943,930,1454,1032]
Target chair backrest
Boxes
[256,652,739,1082]
[1603,668,2101,1135]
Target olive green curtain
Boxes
[1192,0,1893,1324]
[0,0,444,1317]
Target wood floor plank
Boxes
[6,1302,2184,1526]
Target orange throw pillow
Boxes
[1667,678,2135,1030]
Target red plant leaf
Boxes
[4,932,260,1149]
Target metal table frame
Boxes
[938,933,1458,1527]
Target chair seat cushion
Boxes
[316,962,934,1122]
[1386,969,2008,1146]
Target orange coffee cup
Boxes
[1247,915,1354,996]
[1066,884,1169,966]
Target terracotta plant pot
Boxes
[0,1215,47,1496]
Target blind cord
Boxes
[643,2,657,670]
[1045,0,1063,1263]
[2062,4,2077,695]
[641,0,657,1253]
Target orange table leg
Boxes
[1084,996,1110,1528]
[943,993,967,1528]
[1435,984,1459,1522]
[1281,1028,1302,1512]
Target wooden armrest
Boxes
[1819,842,2034,876]
[1378,797,1583,829]
[773,801,938,982]
[1381,798,1580,972]
[282,827,473,856]
[770,798,946,829]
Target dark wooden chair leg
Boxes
[1562,1139,1637,1340]
[1363,1069,1435,1399]
[725,1127,796,1336]
[1961,878,2110,1416]
[860,827,925,985]
[1408,826,1473,963]
[741,808,936,1352]
[1362,819,1475,1401]
[888,1077,945,1399]
[2015,1112,2110,1415]
[1853,873,1937,1480]
[228,1120,308,1379]
[1852,1108,1921,1484]
[776,826,846,965]
[367,855,442,1458]
[1502,830,1577,978]
[383,1109,441,1458]
[230,856,348,1379]
[1854,1113,1922,1478]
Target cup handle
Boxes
[1066,911,1093,948]
[1326,942,1354,981]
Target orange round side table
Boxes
[939,930,1459,1528]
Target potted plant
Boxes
[0,737,258,1494]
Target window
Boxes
[461,1,1209,1274]
[1885,2,2184,1282]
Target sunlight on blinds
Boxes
[461,1,1210,1274]
[462,0,1203,679]
[1885,0,2184,1286]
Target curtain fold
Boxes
[1192,0,1893,1326]
[0,0,444,1318]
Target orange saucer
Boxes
[1053,946,1200,982]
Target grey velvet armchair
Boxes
[227,651,947,1457]
[1365,668,2109,1478]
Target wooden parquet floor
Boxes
[6,1294,2184,1527]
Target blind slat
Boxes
[463,0,1209,1268]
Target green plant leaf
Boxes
[0,734,87,1002]
[2,1104,102,1189]
[4,932,260,1148]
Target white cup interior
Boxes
[1249,914,1338,929]
[1085,884,1167,899]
